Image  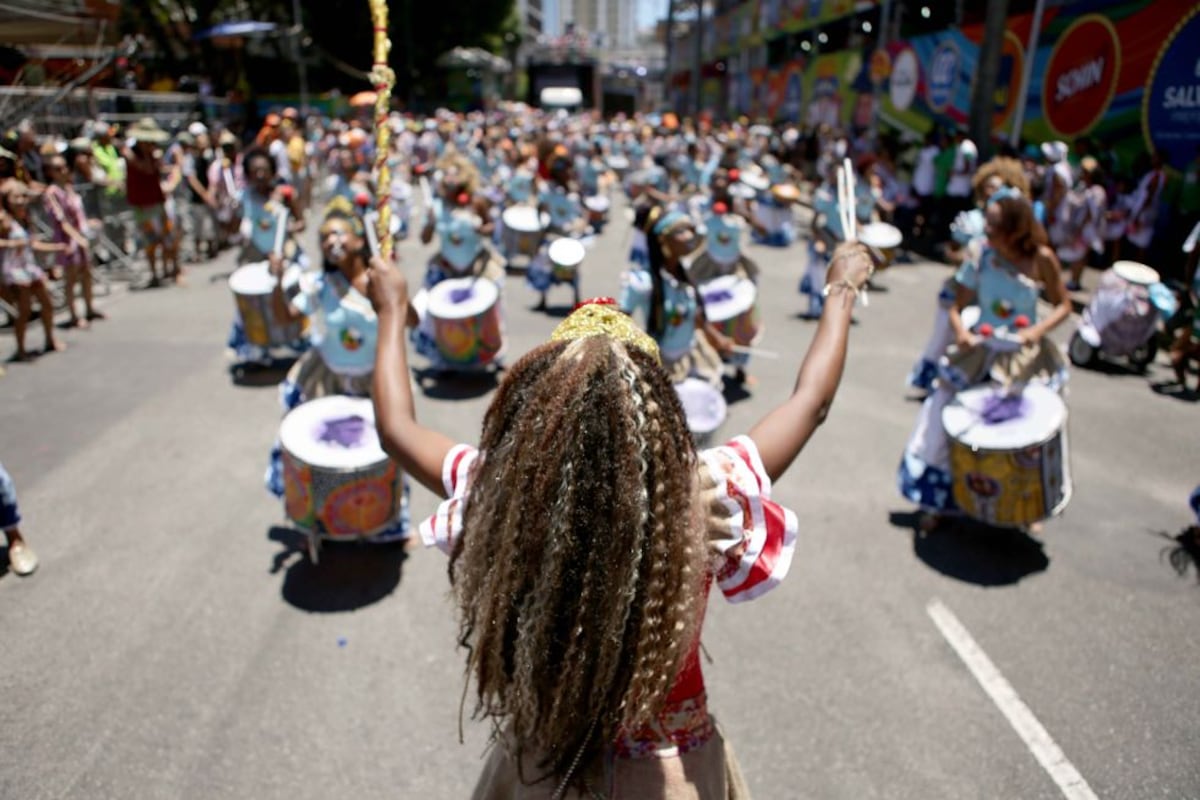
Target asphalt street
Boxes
[1,199,1197,800]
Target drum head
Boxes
[279,396,386,469]
[502,206,542,233]
[608,156,629,171]
[584,195,610,212]
[548,238,586,268]
[729,183,757,200]
[410,287,429,322]
[740,172,770,192]
[942,384,1065,451]
[1112,261,1159,286]
[961,305,981,331]
[428,277,499,320]
[858,222,903,249]
[675,378,728,435]
[229,261,301,295]
[700,275,756,322]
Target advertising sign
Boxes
[1142,5,1200,169]
[926,41,960,113]
[1041,13,1121,139]
[889,47,918,111]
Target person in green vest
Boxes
[90,121,125,196]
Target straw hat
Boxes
[128,117,170,144]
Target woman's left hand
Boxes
[1017,328,1041,347]
[366,255,409,315]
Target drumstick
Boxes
[363,211,381,257]
[273,207,289,258]
[419,175,434,210]
[730,344,780,360]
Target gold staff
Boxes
[368,0,396,260]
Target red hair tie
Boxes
[574,296,617,310]
[456,192,471,206]
[354,191,371,208]
[713,201,728,215]
[728,168,740,181]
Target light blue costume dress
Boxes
[620,264,724,387]
[266,271,409,541]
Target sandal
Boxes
[8,541,39,576]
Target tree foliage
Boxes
[120,0,515,104]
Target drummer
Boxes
[621,206,734,388]
[264,197,410,542]
[413,154,507,368]
[527,148,587,309]
[898,192,1071,530]
[228,147,306,364]
[418,153,503,287]
[906,157,1033,392]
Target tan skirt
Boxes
[942,338,1068,391]
[470,722,751,800]
[666,335,726,388]
[687,252,760,287]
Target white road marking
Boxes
[927,599,1099,800]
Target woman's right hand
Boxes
[267,253,285,281]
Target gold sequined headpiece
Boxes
[550,298,661,363]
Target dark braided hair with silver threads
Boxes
[449,335,707,795]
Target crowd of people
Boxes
[3,102,1198,798]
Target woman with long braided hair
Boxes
[367,239,873,798]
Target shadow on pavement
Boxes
[1154,528,1200,584]
[268,525,408,612]
[229,360,296,388]
[1150,381,1199,403]
[889,511,1050,586]
[414,367,499,400]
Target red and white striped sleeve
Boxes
[698,435,798,603]
[417,444,479,555]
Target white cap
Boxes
[1040,140,1068,163]
[188,122,208,137]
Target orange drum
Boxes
[770,183,801,206]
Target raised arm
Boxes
[748,243,872,482]
[367,256,456,496]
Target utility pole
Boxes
[968,0,1010,158]
[664,0,677,111]
[290,0,308,113]
[691,1,704,116]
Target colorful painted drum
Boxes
[858,222,903,270]
[279,396,404,539]
[675,378,728,448]
[427,277,503,367]
[228,262,308,347]
[942,383,1071,528]
[547,238,586,283]
[700,275,762,346]
[502,206,546,259]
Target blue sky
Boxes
[637,0,667,28]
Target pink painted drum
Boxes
[280,396,404,539]
[229,261,308,347]
[427,277,504,367]
[942,383,1071,528]
[700,275,762,346]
